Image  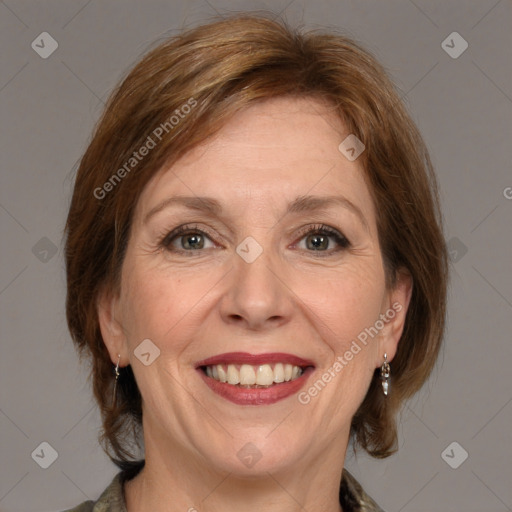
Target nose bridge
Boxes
[221,237,291,329]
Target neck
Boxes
[124,429,347,512]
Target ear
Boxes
[377,269,413,364]
[97,285,129,367]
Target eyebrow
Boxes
[143,194,369,231]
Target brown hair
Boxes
[65,13,448,468]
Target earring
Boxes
[111,354,121,407]
[380,353,390,396]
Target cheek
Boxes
[294,265,384,427]
[294,261,385,350]
[119,266,180,345]
[119,261,220,347]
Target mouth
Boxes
[196,352,315,405]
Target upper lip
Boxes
[196,352,315,368]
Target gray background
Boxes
[0,1,511,511]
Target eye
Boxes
[294,224,350,253]
[159,223,349,255]
[161,224,216,252]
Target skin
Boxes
[98,96,412,512]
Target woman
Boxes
[63,13,448,512]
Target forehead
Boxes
[135,97,376,225]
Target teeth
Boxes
[205,363,305,386]
[227,364,240,385]
[284,364,293,381]
[240,364,256,385]
[274,363,285,383]
[256,364,274,386]
[217,364,227,383]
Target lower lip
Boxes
[198,367,314,405]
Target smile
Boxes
[205,362,304,387]
[196,352,315,405]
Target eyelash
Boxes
[294,224,351,254]
[159,223,351,255]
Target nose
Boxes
[219,250,293,331]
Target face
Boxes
[99,97,411,476]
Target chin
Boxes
[203,430,307,477]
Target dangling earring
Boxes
[111,354,121,407]
[380,353,390,396]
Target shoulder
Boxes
[61,461,144,512]
[340,469,385,512]
[59,471,125,512]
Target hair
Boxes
[65,13,448,469]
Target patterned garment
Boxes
[62,464,384,512]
